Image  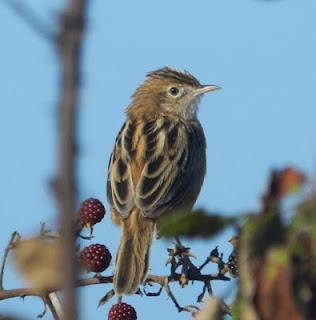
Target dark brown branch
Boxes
[3,0,54,40]
[146,273,229,313]
[146,273,230,285]
[143,285,163,297]
[165,281,184,312]
[53,1,88,319]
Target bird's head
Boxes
[127,67,220,120]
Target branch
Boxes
[0,232,20,290]
[146,273,230,285]
[52,1,88,319]
[0,276,113,301]
[45,293,64,320]
[3,0,54,40]
[145,273,230,313]
[0,271,228,302]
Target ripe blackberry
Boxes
[78,198,106,226]
[108,303,137,320]
[80,244,111,273]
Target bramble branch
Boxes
[52,0,88,319]
[0,231,20,290]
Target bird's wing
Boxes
[107,116,204,219]
[107,121,136,218]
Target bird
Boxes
[107,67,220,295]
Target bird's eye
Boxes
[169,87,179,96]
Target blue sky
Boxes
[1,0,316,319]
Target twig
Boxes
[199,255,228,275]
[0,231,20,290]
[143,285,163,297]
[0,276,113,301]
[3,0,54,40]
[0,269,230,314]
[53,1,88,319]
[198,259,210,272]
[205,281,213,296]
[147,273,230,285]
[181,305,200,313]
[175,236,184,247]
[145,273,229,313]
[98,289,115,307]
[164,281,183,312]
[37,298,48,318]
[197,284,207,303]
[0,272,227,302]
[164,280,199,313]
[46,292,64,320]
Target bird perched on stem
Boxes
[107,67,220,295]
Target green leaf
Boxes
[158,209,233,238]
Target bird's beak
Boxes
[193,85,221,96]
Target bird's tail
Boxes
[114,208,155,295]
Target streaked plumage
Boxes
[107,67,220,295]
[107,116,206,219]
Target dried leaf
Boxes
[13,237,62,289]
[279,167,306,197]
[254,248,303,320]
[263,167,306,209]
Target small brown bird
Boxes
[107,67,220,295]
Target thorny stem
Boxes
[0,231,20,290]
[0,276,113,301]
[0,234,231,316]
[54,1,88,319]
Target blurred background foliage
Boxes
[161,167,315,319]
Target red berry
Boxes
[78,198,105,226]
[80,244,112,273]
[108,303,137,320]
